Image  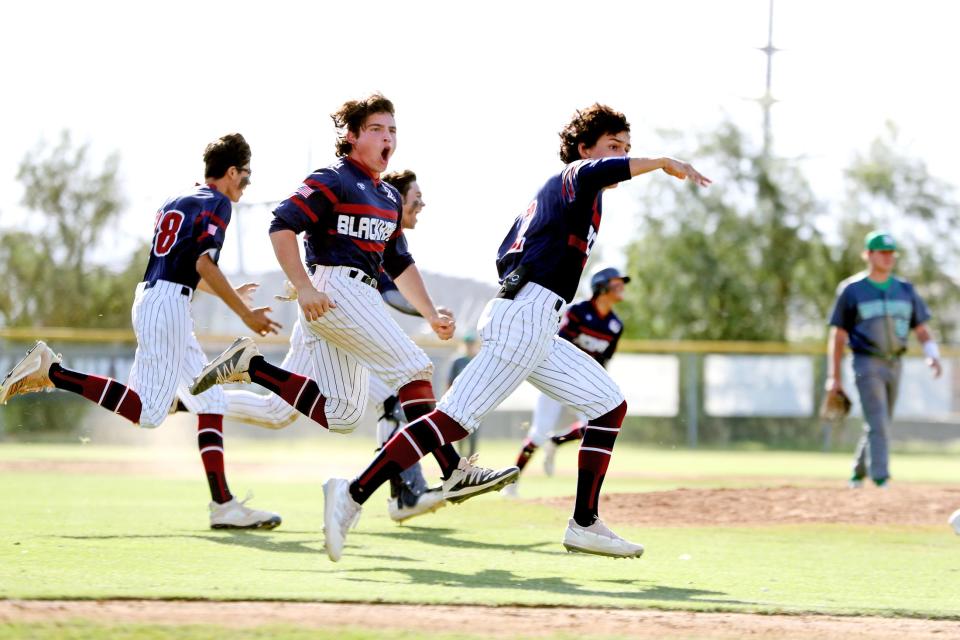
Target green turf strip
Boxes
[1,440,959,618]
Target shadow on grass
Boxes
[272,565,755,605]
[55,530,323,555]
[355,526,556,555]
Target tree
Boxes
[620,122,823,341]
[1,131,147,328]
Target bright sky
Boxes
[2,0,957,283]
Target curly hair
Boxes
[203,133,251,179]
[558,104,630,164]
[331,93,396,157]
[382,169,417,198]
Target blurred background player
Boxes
[320,103,709,561]
[446,332,480,457]
[504,266,629,496]
[191,95,517,558]
[0,133,283,529]
[221,169,447,524]
[826,230,941,488]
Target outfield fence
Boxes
[3,328,960,448]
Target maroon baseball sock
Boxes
[551,421,585,445]
[349,410,469,504]
[48,364,142,423]
[398,380,461,479]
[246,356,328,428]
[573,402,626,527]
[515,438,537,472]
[197,414,233,504]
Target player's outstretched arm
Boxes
[196,255,281,336]
[270,230,336,322]
[825,326,848,394]
[393,264,455,340]
[628,157,711,187]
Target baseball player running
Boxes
[504,266,629,496]
[189,94,518,547]
[827,230,941,488]
[221,169,446,523]
[0,133,283,529]
[320,103,710,561]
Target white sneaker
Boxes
[500,482,519,498]
[441,454,519,504]
[949,508,960,535]
[209,493,281,529]
[848,479,864,489]
[0,341,61,405]
[323,478,362,561]
[387,488,446,524]
[542,440,557,477]
[190,337,260,395]
[562,518,644,558]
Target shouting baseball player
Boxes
[827,230,941,488]
[221,169,446,523]
[504,266,629,496]
[320,103,710,561]
[0,133,283,529]
[189,94,518,551]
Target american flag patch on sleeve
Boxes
[296,184,315,199]
[207,223,219,236]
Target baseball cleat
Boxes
[0,341,61,405]
[209,493,282,529]
[442,454,519,504]
[190,337,260,395]
[948,508,960,535]
[542,440,558,477]
[388,487,446,524]
[323,478,362,561]
[562,518,644,558]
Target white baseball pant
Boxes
[128,280,226,428]
[224,318,401,433]
[437,283,623,433]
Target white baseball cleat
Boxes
[323,478,362,561]
[190,337,260,395]
[542,440,557,477]
[442,454,519,504]
[500,482,519,498]
[209,493,282,529]
[388,488,446,524]
[562,517,644,558]
[949,508,960,535]
[0,341,62,405]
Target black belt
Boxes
[144,280,191,297]
[308,265,378,289]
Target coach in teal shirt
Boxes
[826,230,941,487]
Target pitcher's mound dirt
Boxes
[542,484,960,527]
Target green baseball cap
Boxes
[865,230,897,251]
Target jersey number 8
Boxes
[153,210,185,257]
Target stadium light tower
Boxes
[757,0,779,159]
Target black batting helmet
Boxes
[590,267,631,297]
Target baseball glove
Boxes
[819,389,852,421]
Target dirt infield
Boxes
[543,484,960,527]
[2,600,958,639]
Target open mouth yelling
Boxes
[380,147,392,163]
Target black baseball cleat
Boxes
[441,454,519,504]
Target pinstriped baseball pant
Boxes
[224,319,399,432]
[437,283,624,433]
[128,281,226,427]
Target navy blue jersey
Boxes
[829,273,931,358]
[142,184,231,289]
[496,157,632,302]
[559,300,624,366]
[270,158,414,279]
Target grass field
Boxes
[1,436,959,638]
